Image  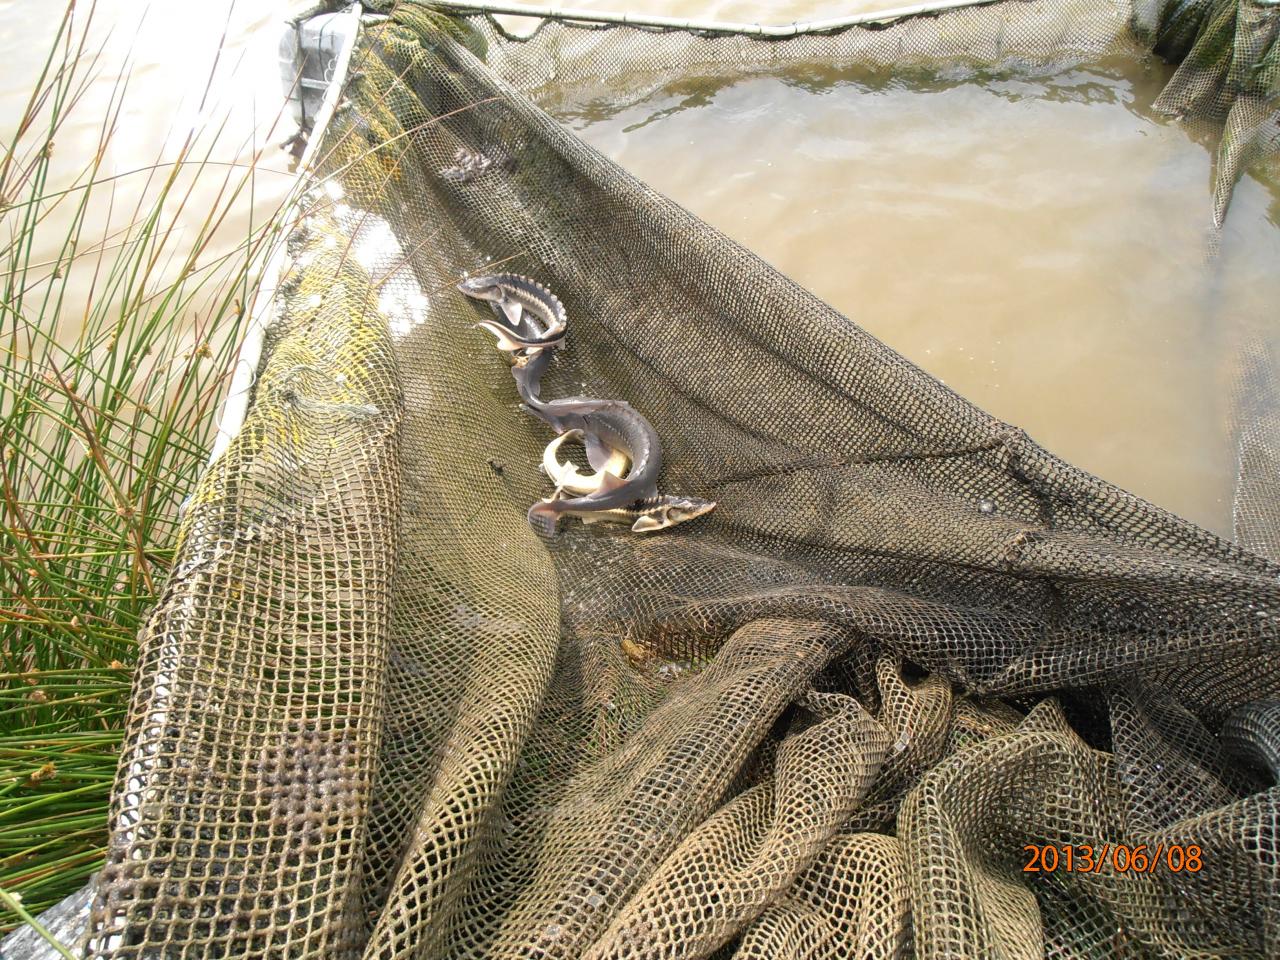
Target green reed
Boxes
[0,0,294,932]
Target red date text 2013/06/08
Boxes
[1022,844,1203,874]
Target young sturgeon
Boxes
[542,429,630,495]
[461,272,714,534]
[523,392,715,534]
[458,273,567,354]
[539,489,718,533]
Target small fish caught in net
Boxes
[21,0,1279,957]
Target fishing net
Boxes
[1143,0,1280,224]
[65,0,1280,957]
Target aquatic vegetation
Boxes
[0,2,289,927]
[0,4,489,935]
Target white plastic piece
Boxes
[279,10,362,130]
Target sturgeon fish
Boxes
[541,489,717,533]
[523,393,715,534]
[461,271,713,534]
[542,429,630,495]
[458,273,567,354]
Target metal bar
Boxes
[411,0,1009,34]
[209,2,364,465]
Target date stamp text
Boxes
[1022,844,1203,874]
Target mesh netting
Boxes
[79,1,1279,957]
[1143,0,1280,224]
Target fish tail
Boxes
[527,500,561,536]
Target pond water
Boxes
[0,0,300,344]
[551,54,1280,536]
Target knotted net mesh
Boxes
[75,1,1280,957]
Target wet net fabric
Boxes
[1142,0,1280,224]
[83,2,1280,958]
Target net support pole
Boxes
[208,2,364,466]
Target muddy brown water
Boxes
[550,53,1280,537]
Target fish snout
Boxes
[458,275,496,297]
[631,497,717,533]
[679,498,717,522]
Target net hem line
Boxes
[383,0,1024,37]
